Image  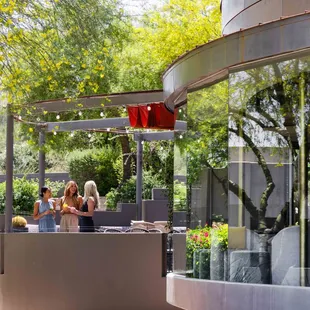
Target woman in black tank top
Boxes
[71,180,99,232]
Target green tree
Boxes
[184,58,310,232]
[0,0,130,108]
[114,0,222,92]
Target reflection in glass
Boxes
[177,56,310,286]
[174,81,229,277]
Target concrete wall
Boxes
[0,233,178,310]
[167,273,310,310]
[0,204,138,230]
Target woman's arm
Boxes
[74,197,95,217]
[52,200,57,219]
[78,195,83,210]
[59,197,66,216]
[33,201,50,220]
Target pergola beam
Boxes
[32,90,163,113]
[46,118,187,133]
[47,118,129,132]
[134,132,174,141]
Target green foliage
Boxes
[114,0,221,92]
[67,147,120,196]
[183,81,229,185]
[0,177,64,215]
[186,225,211,261]
[186,223,228,269]
[211,223,228,249]
[143,141,174,186]
[45,179,65,197]
[173,180,186,211]
[106,171,165,210]
[0,0,131,108]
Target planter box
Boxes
[199,249,211,280]
[13,226,29,233]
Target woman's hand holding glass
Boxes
[69,206,78,214]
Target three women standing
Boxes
[33,186,57,232]
[33,180,99,233]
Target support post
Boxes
[5,106,14,233]
[136,136,143,220]
[39,130,46,195]
[299,73,308,286]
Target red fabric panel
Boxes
[154,103,177,129]
[127,102,177,129]
[139,105,149,128]
[127,105,143,128]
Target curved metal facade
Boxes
[163,13,310,110]
[165,3,310,310]
[222,0,310,35]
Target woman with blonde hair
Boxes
[60,180,83,232]
[71,180,99,232]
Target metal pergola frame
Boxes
[5,90,186,232]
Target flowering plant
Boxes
[211,222,228,250]
[186,222,228,268]
[186,224,211,266]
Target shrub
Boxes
[106,171,165,210]
[0,178,64,215]
[67,147,120,196]
[186,223,228,269]
[174,180,187,211]
[12,216,27,228]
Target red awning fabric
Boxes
[127,102,177,130]
[127,105,144,128]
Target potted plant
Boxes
[186,222,228,280]
[12,216,28,233]
[210,222,228,281]
[186,224,211,279]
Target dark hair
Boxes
[40,186,50,198]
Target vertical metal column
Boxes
[136,136,143,220]
[5,106,14,233]
[299,73,308,287]
[288,150,294,226]
[238,123,244,227]
[39,130,46,195]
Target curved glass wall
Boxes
[174,55,310,286]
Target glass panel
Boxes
[227,57,310,286]
[178,81,229,278]
[179,55,310,286]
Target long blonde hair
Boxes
[63,180,80,209]
[83,180,99,209]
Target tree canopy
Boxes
[0,0,130,111]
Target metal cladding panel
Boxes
[162,14,310,110]
[222,0,245,31]
[225,35,240,65]
[282,18,310,51]
[245,0,259,7]
[282,0,310,16]
[223,0,310,35]
[243,26,282,62]
[243,31,262,61]
[211,42,227,72]
[223,0,282,34]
